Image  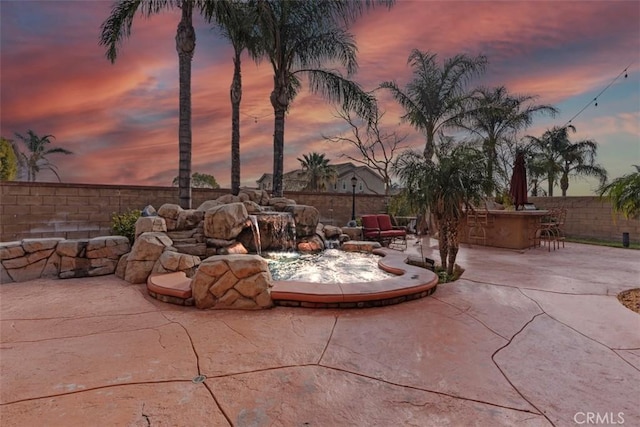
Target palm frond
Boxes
[99,0,174,63]
[303,68,377,121]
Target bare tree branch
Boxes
[323,107,407,195]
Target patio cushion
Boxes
[377,214,394,231]
[361,215,380,230]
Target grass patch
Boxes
[435,264,465,283]
[566,237,640,250]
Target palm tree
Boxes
[380,50,487,162]
[527,125,607,196]
[297,152,336,191]
[100,0,203,209]
[14,130,73,182]
[598,165,640,220]
[213,1,261,195]
[460,86,557,196]
[253,0,389,197]
[393,136,486,276]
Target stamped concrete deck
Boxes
[1,237,639,426]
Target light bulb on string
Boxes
[561,60,634,128]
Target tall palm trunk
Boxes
[484,136,497,196]
[270,73,289,197]
[176,1,195,209]
[230,50,242,195]
[424,125,435,162]
[447,219,460,276]
[560,173,568,197]
[437,219,448,273]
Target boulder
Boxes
[203,202,249,240]
[176,209,204,231]
[135,216,167,239]
[218,242,248,255]
[239,189,270,205]
[172,242,207,257]
[115,253,129,279]
[269,197,296,211]
[86,236,130,259]
[152,251,201,276]
[297,235,325,253]
[56,239,88,257]
[342,240,381,252]
[284,205,319,237]
[216,194,241,204]
[158,203,183,231]
[21,238,63,253]
[196,200,222,212]
[0,241,25,260]
[4,257,49,282]
[124,232,174,284]
[158,203,182,220]
[242,200,262,214]
[191,254,272,310]
[206,238,236,248]
[141,205,157,217]
[323,225,342,239]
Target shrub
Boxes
[111,209,141,244]
[0,137,18,181]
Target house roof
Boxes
[255,162,384,191]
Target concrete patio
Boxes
[1,238,638,426]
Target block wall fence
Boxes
[1,182,638,244]
[529,196,639,244]
[0,182,388,242]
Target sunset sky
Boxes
[1,0,638,196]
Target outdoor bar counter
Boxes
[460,209,549,250]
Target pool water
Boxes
[264,249,394,284]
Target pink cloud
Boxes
[1,0,638,194]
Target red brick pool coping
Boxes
[270,248,439,308]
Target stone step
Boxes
[172,243,207,257]
[167,230,196,240]
[171,238,197,245]
[147,272,193,306]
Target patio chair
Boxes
[535,208,566,251]
[377,214,407,249]
[361,214,383,241]
[360,214,407,249]
[550,208,567,249]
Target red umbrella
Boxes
[509,151,528,210]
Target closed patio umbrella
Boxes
[509,151,528,210]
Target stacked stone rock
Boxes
[116,189,350,310]
[0,189,352,310]
[0,236,130,283]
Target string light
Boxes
[562,60,634,128]
[241,111,272,123]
